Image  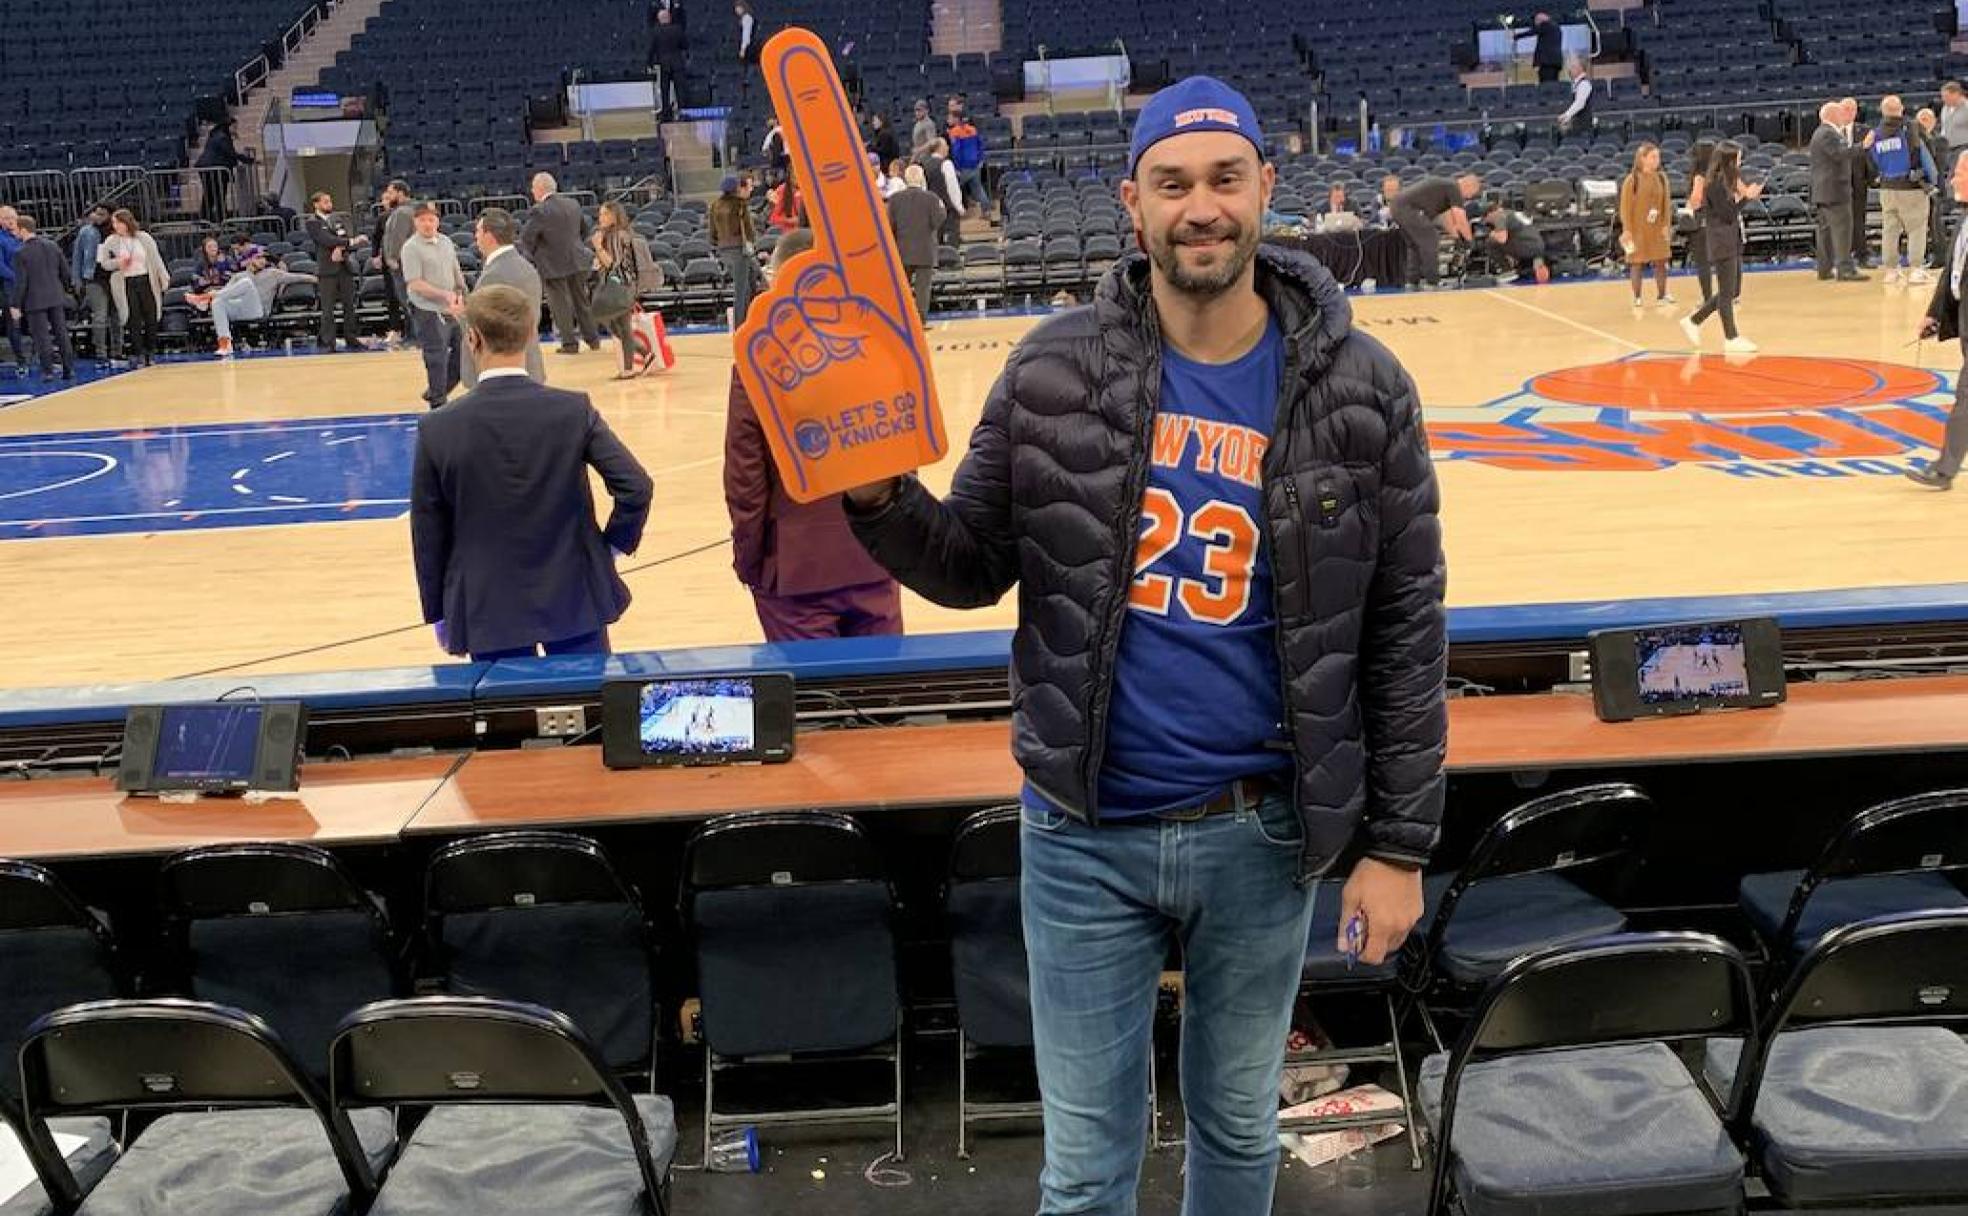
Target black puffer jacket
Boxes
[851,245,1446,881]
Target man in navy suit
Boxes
[6,215,76,379]
[410,284,654,659]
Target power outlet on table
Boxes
[534,706,588,738]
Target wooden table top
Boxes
[0,754,461,861]
[9,678,1962,855]
[1445,675,1968,771]
[406,721,1025,834]
[405,675,1968,835]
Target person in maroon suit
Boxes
[722,228,904,640]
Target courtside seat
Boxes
[1417,935,1755,1216]
[1703,1027,1968,1206]
[369,1100,676,1216]
[1420,870,1627,986]
[336,998,674,1216]
[1738,869,1967,957]
[16,1000,391,1216]
[1702,911,1968,1208]
[1737,790,1968,962]
[64,1107,395,1216]
[1419,1043,1743,1216]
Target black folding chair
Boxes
[332,997,673,1216]
[682,811,903,1164]
[17,999,391,1216]
[158,843,398,1078]
[1409,783,1645,1045]
[1704,910,1968,1209]
[1421,934,1755,1216]
[1737,788,1968,967]
[422,832,657,1085]
[0,860,121,1101]
[944,806,1040,1158]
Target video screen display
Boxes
[1634,624,1750,704]
[638,678,756,756]
[153,703,264,782]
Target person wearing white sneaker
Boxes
[1870,97,1939,289]
[1682,142,1759,352]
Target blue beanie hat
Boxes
[1127,76,1266,177]
[720,175,740,194]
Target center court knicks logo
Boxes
[794,420,831,460]
[1428,353,1952,479]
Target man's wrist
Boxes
[1363,852,1425,873]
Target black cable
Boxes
[798,687,901,729]
[170,537,731,680]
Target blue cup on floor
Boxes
[708,1126,760,1173]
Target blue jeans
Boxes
[1021,788,1316,1216]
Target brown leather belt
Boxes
[1153,776,1276,822]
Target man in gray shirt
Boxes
[401,201,467,408]
[911,98,937,158]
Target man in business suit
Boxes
[519,173,600,355]
[1810,102,1868,281]
[5,215,76,379]
[461,207,545,387]
[411,284,653,660]
[649,6,689,118]
[305,191,370,350]
[1512,12,1564,84]
[1912,152,1968,489]
[723,229,904,641]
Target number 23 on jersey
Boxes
[1128,487,1260,626]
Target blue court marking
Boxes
[0,413,418,540]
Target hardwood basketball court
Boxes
[3,266,1964,690]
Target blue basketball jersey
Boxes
[1096,320,1291,816]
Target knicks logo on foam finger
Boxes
[1428,353,1954,479]
[733,28,947,504]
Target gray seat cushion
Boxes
[2,1117,117,1216]
[368,1094,676,1216]
[1703,1027,1968,1206]
[74,1107,395,1216]
[1419,1043,1743,1216]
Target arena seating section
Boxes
[4,0,1961,198]
[8,0,1968,346]
[0,0,315,175]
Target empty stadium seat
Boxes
[333,997,676,1216]
[1419,934,1755,1216]
[1737,789,1968,963]
[683,811,904,1163]
[421,831,658,1080]
[17,999,396,1216]
[157,843,398,1079]
[1701,910,1968,1208]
